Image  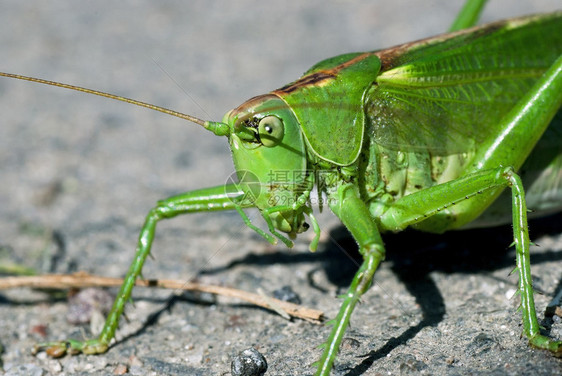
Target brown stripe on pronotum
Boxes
[276,52,377,94]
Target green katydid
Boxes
[1,1,562,375]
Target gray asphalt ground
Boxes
[1,1,561,375]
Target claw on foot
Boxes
[528,334,562,357]
[32,339,108,357]
[32,342,69,357]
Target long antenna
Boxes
[0,72,230,136]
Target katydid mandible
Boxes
[1,3,562,375]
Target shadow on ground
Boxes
[200,212,562,375]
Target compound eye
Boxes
[258,116,284,147]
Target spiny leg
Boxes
[459,54,562,354]
[314,166,562,374]
[511,172,562,354]
[315,184,385,375]
[379,166,562,355]
[313,170,523,374]
[314,244,384,375]
[378,54,562,357]
[33,184,242,356]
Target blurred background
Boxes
[0,1,560,375]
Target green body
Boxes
[364,13,562,229]
[264,12,562,233]
[2,2,562,375]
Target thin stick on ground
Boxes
[0,272,324,322]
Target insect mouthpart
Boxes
[269,209,309,237]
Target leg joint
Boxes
[363,242,385,261]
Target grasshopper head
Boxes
[224,94,310,238]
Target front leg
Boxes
[33,184,244,357]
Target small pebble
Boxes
[113,364,128,375]
[272,285,301,304]
[66,288,113,324]
[397,354,427,375]
[231,347,267,376]
[341,337,361,351]
[29,324,48,338]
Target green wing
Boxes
[366,12,562,155]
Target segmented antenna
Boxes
[0,72,230,136]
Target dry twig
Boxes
[0,272,324,322]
